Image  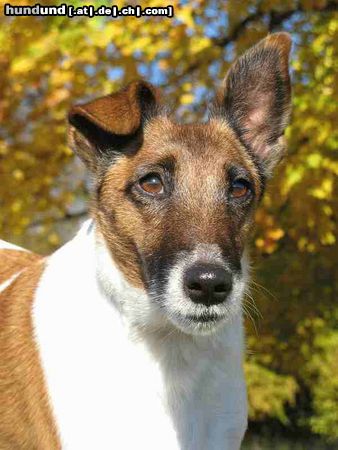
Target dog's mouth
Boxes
[166,309,229,335]
[185,312,226,323]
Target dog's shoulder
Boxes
[0,243,46,320]
[0,247,60,449]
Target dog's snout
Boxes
[183,264,233,306]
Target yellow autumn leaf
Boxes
[180,93,194,104]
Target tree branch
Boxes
[27,209,88,230]
[171,8,264,83]
[268,1,337,31]
[213,9,263,48]
[169,1,337,84]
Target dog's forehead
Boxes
[102,116,261,195]
[138,116,256,171]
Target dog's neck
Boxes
[33,220,246,448]
[93,219,246,415]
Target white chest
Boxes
[33,223,247,450]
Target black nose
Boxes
[183,264,233,306]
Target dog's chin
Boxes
[167,311,229,336]
[148,279,245,336]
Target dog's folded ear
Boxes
[68,81,161,171]
[213,32,292,175]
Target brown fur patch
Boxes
[0,258,61,449]
[0,249,42,285]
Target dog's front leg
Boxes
[209,410,248,450]
[204,364,248,450]
[211,397,248,449]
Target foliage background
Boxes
[1,0,337,445]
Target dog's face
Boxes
[69,33,291,334]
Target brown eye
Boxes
[231,179,250,199]
[139,173,164,195]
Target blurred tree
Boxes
[0,0,337,442]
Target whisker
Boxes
[243,292,262,319]
[250,280,278,302]
[242,303,258,336]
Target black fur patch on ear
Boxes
[68,113,143,155]
[137,83,160,122]
[68,80,162,171]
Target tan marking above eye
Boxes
[139,173,164,195]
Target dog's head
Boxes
[68,33,291,334]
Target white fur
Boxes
[0,239,27,293]
[0,272,21,294]
[33,221,248,449]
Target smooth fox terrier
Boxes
[0,33,291,449]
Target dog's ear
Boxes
[213,32,292,175]
[68,80,161,172]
